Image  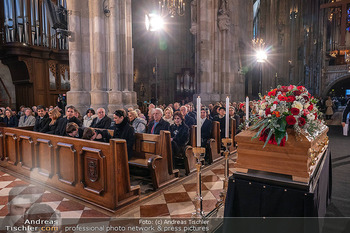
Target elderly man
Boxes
[147,108,170,134]
[180,106,196,129]
[90,108,111,129]
[18,108,36,127]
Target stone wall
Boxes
[0,61,15,108]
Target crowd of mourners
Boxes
[0,99,260,162]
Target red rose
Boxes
[290,108,300,115]
[281,86,289,92]
[268,89,277,97]
[297,86,304,91]
[265,108,271,115]
[273,101,278,105]
[293,90,301,96]
[314,112,317,119]
[278,95,287,101]
[307,104,313,111]
[298,117,306,127]
[286,115,296,125]
[303,95,309,101]
[287,96,296,102]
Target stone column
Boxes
[107,0,123,114]
[89,0,108,111]
[66,0,91,113]
[120,0,137,109]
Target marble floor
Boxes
[0,158,235,220]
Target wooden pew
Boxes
[128,131,180,190]
[0,127,140,212]
[191,122,223,164]
[172,127,196,176]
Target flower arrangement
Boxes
[249,85,324,147]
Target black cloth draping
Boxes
[224,149,332,217]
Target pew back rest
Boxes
[212,121,221,153]
[0,126,136,210]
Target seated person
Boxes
[180,106,196,129]
[113,110,135,159]
[128,110,147,133]
[65,122,83,138]
[47,108,62,134]
[18,108,36,127]
[90,108,112,129]
[34,106,50,132]
[3,109,19,127]
[55,105,82,136]
[229,106,241,135]
[213,107,226,139]
[200,107,212,148]
[82,127,111,143]
[147,108,170,134]
[83,108,96,127]
[170,112,189,158]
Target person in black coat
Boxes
[113,110,135,159]
[180,106,196,129]
[229,106,241,134]
[46,108,62,134]
[170,112,189,158]
[82,127,111,143]
[213,107,226,139]
[55,105,82,136]
[90,108,112,129]
[3,109,18,127]
[199,108,212,148]
[147,108,170,134]
[34,106,50,133]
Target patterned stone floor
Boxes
[0,159,235,220]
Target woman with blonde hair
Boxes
[47,108,62,134]
[163,107,174,125]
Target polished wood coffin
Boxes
[235,126,329,183]
[0,127,140,212]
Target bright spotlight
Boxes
[145,13,164,32]
[256,50,267,63]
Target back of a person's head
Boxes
[82,128,95,140]
[66,122,78,133]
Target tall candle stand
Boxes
[216,138,233,208]
[192,147,206,218]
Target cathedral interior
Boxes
[0,0,349,110]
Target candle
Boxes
[225,96,229,138]
[246,96,249,127]
[196,96,201,147]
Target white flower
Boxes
[304,103,310,109]
[292,101,303,110]
[307,114,315,121]
[259,110,264,117]
[271,104,277,111]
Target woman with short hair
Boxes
[83,108,96,127]
[169,111,189,159]
[3,109,18,127]
[128,110,147,133]
[163,107,174,125]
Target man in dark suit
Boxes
[200,108,212,148]
[180,106,196,128]
[213,107,226,139]
[90,108,111,129]
[33,105,50,133]
[147,108,170,134]
[55,105,82,136]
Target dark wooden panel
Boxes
[4,133,18,165]
[80,147,106,195]
[19,135,35,170]
[140,141,156,154]
[36,138,54,177]
[56,142,77,186]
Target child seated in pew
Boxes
[82,127,111,143]
[65,122,84,138]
